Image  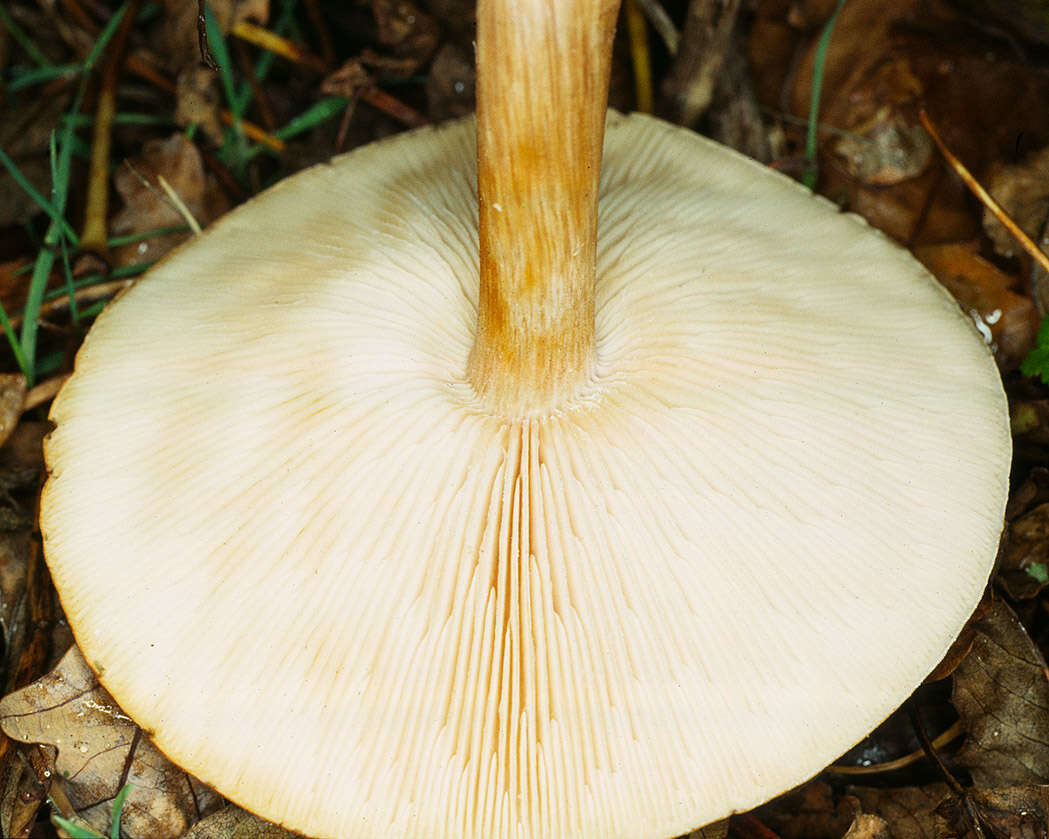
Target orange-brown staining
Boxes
[468,0,615,414]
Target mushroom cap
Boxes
[42,113,1009,839]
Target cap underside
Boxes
[42,114,1009,838]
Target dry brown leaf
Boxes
[111,134,229,268]
[952,600,1049,786]
[851,784,948,839]
[997,499,1049,599]
[936,785,1049,839]
[181,805,301,839]
[843,812,892,839]
[0,646,221,839]
[756,781,861,839]
[915,241,1038,372]
[829,58,931,187]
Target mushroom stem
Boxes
[468,0,620,413]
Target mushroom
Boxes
[40,0,1009,837]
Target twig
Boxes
[360,87,429,128]
[624,0,654,113]
[7,279,134,331]
[920,109,1049,277]
[79,0,142,258]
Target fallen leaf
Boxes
[756,781,861,839]
[843,812,892,839]
[181,805,301,839]
[851,784,948,839]
[936,785,1049,839]
[952,600,1049,786]
[915,241,1039,372]
[0,750,46,839]
[0,646,222,839]
[829,58,932,187]
[110,134,229,268]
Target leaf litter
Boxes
[4,0,1049,837]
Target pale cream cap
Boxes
[42,113,1009,839]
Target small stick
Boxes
[920,109,1049,277]
[79,0,143,258]
[359,87,429,128]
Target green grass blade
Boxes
[276,96,348,140]
[205,4,242,118]
[802,0,848,190]
[109,785,132,839]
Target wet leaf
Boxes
[952,600,1049,786]
[0,646,221,839]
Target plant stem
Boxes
[468,0,620,413]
